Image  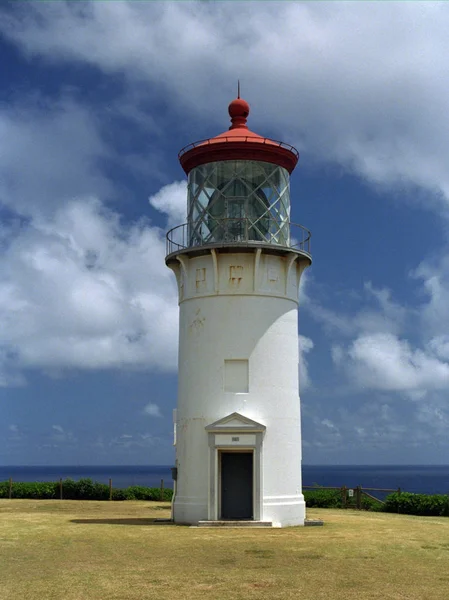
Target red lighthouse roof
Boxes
[178,97,299,175]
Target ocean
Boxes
[1,464,449,495]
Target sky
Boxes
[1,1,449,466]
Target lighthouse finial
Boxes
[237,80,240,99]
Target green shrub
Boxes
[304,488,342,508]
[111,488,128,501]
[0,479,173,502]
[0,481,58,499]
[304,488,383,511]
[60,478,109,500]
[360,495,383,511]
[383,492,449,517]
[125,486,173,501]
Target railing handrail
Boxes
[165,218,311,258]
[178,137,299,160]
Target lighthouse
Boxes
[166,95,312,527]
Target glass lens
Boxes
[187,161,291,246]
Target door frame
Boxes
[218,449,254,520]
[205,412,265,521]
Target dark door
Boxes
[221,452,253,520]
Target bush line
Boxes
[304,488,449,516]
[2,480,449,517]
[304,489,382,512]
[0,479,173,501]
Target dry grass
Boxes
[1,500,449,600]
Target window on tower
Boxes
[224,359,249,393]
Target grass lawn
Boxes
[1,500,449,599]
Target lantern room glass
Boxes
[187,160,291,247]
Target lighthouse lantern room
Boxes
[166,95,312,527]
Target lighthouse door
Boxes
[220,451,253,520]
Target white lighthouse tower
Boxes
[166,95,311,527]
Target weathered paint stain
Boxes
[229,265,243,285]
[195,267,206,290]
[189,308,205,332]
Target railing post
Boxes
[59,478,63,500]
[356,486,362,510]
[109,478,113,501]
[341,485,347,508]
[160,479,164,502]
[8,477,12,500]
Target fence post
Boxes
[397,487,401,495]
[356,486,362,510]
[59,478,63,500]
[8,477,12,499]
[160,479,164,501]
[109,478,113,501]
[341,486,347,508]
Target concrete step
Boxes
[197,520,273,528]
[304,519,324,526]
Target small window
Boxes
[224,359,249,393]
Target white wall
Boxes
[169,248,309,526]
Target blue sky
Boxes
[1,2,449,466]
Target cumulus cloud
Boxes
[299,335,314,391]
[109,432,159,449]
[323,254,449,400]
[149,181,187,229]
[412,254,449,336]
[304,280,411,338]
[0,97,112,216]
[3,3,449,205]
[143,402,162,418]
[428,336,449,361]
[0,196,180,382]
[50,424,76,444]
[335,333,449,395]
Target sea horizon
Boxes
[1,463,449,495]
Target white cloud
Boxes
[0,97,112,216]
[323,256,449,400]
[3,3,449,205]
[321,419,338,431]
[50,424,76,444]
[109,432,159,448]
[304,280,411,338]
[0,196,179,382]
[412,255,449,336]
[143,402,162,418]
[149,181,187,230]
[334,332,449,396]
[427,336,449,361]
[299,334,314,391]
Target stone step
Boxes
[304,519,324,526]
[197,520,273,528]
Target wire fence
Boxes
[303,485,402,508]
[3,477,167,501]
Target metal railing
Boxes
[166,218,311,257]
[178,137,299,160]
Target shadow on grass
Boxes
[70,518,175,526]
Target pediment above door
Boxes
[205,412,266,433]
